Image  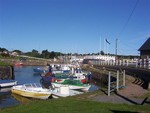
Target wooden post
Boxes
[116,71,119,91]
[123,70,126,86]
[108,72,111,96]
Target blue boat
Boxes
[33,68,47,74]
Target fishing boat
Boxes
[0,79,17,88]
[52,79,91,91]
[11,83,52,99]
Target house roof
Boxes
[138,37,150,51]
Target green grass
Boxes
[0,61,11,66]
[0,95,150,113]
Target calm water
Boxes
[0,66,99,108]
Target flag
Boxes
[105,39,110,45]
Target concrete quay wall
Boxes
[0,58,62,66]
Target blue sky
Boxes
[0,0,150,55]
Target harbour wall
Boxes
[0,58,62,66]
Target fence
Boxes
[91,58,150,69]
[107,70,126,96]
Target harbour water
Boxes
[0,66,99,108]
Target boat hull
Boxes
[11,85,51,99]
[0,80,17,88]
[52,87,83,98]
[52,82,91,91]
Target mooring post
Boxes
[116,70,119,91]
[123,70,126,86]
[108,72,111,96]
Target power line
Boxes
[118,0,139,38]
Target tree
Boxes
[100,51,105,55]
[0,47,8,52]
[12,50,22,55]
[41,50,50,59]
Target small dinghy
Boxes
[11,83,52,99]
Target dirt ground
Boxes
[118,75,150,98]
[88,75,150,105]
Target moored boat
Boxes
[0,80,17,88]
[33,68,46,74]
[14,62,23,66]
[52,79,91,91]
[52,85,83,98]
[11,83,52,99]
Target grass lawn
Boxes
[0,94,150,113]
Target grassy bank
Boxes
[0,93,150,113]
[0,61,11,66]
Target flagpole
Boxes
[106,39,107,60]
[99,37,101,65]
[104,38,105,56]
[99,37,101,55]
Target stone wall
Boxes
[0,66,14,79]
[0,59,63,66]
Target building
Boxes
[138,37,150,59]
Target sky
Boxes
[0,0,150,55]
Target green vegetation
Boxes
[0,94,149,113]
[0,61,11,66]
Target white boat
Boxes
[0,80,17,88]
[51,85,83,98]
[11,83,52,99]
[52,79,91,91]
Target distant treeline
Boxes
[0,47,139,59]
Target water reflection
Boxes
[0,87,19,108]
[11,93,31,104]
